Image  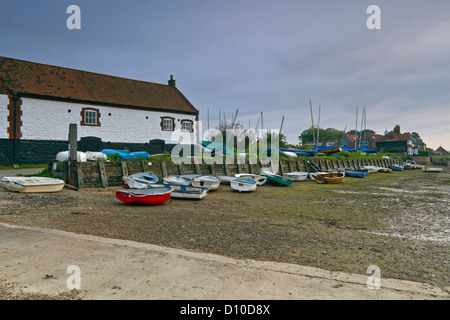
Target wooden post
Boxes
[68,124,78,187]
[99,162,108,188]
[121,161,129,177]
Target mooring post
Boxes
[68,123,78,187]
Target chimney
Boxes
[394,125,401,134]
[168,75,176,87]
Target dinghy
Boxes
[262,171,293,186]
[391,164,404,171]
[344,169,368,178]
[362,166,380,173]
[422,167,443,173]
[150,183,208,200]
[310,172,345,184]
[282,172,309,181]
[128,172,159,185]
[2,177,65,193]
[216,175,235,185]
[163,175,191,186]
[230,177,257,192]
[234,173,267,185]
[115,186,172,205]
[190,175,221,190]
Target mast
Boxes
[310,100,316,146]
[364,106,367,147]
[359,106,364,148]
[354,107,358,149]
[316,105,321,150]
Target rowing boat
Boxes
[262,171,293,186]
[310,172,345,184]
[344,169,368,178]
[422,167,443,173]
[150,183,208,199]
[391,164,404,171]
[180,174,221,190]
[282,172,309,181]
[1,177,65,193]
[115,186,173,205]
[230,177,258,192]
[234,173,267,185]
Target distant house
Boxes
[376,125,418,156]
[338,132,381,150]
[303,140,337,147]
[0,56,199,166]
[433,146,448,155]
[338,133,359,148]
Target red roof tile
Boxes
[0,56,198,115]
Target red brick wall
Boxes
[411,156,430,164]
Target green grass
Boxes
[0,164,47,170]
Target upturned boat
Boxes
[234,173,267,185]
[282,172,309,181]
[391,164,404,171]
[262,171,293,186]
[115,186,173,205]
[344,169,368,178]
[422,167,443,173]
[230,177,258,192]
[216,175,235,185]
[2,177,65,193]
[310,172,345,184]
[128,172,159,184]
[180,174,221,190]
[163,175,191,186]
[150,183,208,200]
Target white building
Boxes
[0,56,199,165]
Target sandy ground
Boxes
[0,166,449,300]
[0,222,447,300]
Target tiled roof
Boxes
[0,56,198,115]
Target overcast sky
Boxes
[1,0,449,149]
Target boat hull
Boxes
[115,187,172,205]
[310,172,345,184]
[190,175,221,191]
[345,170,368,178]
[422,167,443,173]
[2,177,65,193]
[234,174,267,185]
[230,177,257,192]
[150,183,208,199]
[263,172,293,186]
[282,172,309,181]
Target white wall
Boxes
[0,94,9,139]
[20,97,197,144]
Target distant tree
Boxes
[299,127,345,144]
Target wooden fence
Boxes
[48,157,400,189]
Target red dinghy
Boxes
[116,186,173,205]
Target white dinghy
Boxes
[282,172,309,181]
[2,177,65,193]
[230,177,258,192]
[234,173,267,185]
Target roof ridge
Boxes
[0,56,170,88]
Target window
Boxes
[160,117,175,131]
[81,108,101,127]
[181,120,193,132]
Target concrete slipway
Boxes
[0,223,448,300]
